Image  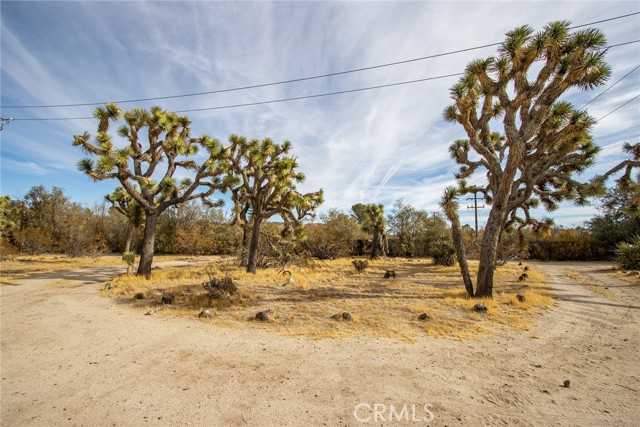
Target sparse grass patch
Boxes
[104,257,554,341]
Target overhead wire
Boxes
[2,11,639,110]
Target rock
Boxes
[523,266,530,271]
[255,309,274,322]
[384,270,397,279]
[473,304,488,313]
[331,312,352,321]
[104,283,114,290]
[161,293,175,304]
[563,379,571,388]
[133,292,144,300]
[144,310,153,316]
[516,294,526,303]
[518,273,528,282]
[198,308,213,318]
[519,284,531,290]
[518,262,522,266]
[418,313,430,321]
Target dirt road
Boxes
[1,261,638,426]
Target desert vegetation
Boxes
[102,256,552,341]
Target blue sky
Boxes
[1,1,639,228]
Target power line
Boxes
[580,64,640,110]
[3,12,638,110]
[9,72,464,121]
[596,93,640,122]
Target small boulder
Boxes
[198,308,213,318]
[104,283,114,290]
[523,266,530,272]
[516,294,526,303]
[133,292,145,300]
[563,379,571,388]
[418,313,430,321]
[384,270,397,279]
[518,273,528,282]
[255,309,274,322]
[161,293,175,304]
[473,304,488,313]
[342,312,352,321]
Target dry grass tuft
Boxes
[105,257,555,341]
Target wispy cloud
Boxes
[1,1,639,227]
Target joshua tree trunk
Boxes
[449,212,474,297]
[246,217,263,274]
[136,211,160,277]
[240,223,251,267]
[370,229,382,260]
[123,224,134,254]
[475,194,510,297]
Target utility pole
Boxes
[466,192,484,239]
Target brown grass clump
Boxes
[105,257,554,341]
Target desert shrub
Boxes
[432,242,455,266]
[529,229,605,261]
[352,259,369,273]
[616,235,640,270]
[202,273,238,306]
[304,209,361,259]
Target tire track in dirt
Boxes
[1,260,638,426]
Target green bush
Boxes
[432,241,456,266]
[616,235,640,270]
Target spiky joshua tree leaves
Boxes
[443,21,617,297]
[227,134,323,274]
[73,104,231,276]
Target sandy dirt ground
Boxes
[1,260,638,426]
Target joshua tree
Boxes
[105,187,143,253]
[227,134,323,274]
[352,203,386,260]
[440,187,474,297]
[73,104,231,276]
[443,21,615,297]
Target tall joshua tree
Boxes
[227,134,323,274]
[73,104,231,276]
[443,21,614,297]
[352,203,386,260]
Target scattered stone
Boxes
[198,308,213,319]
[563,379,571,388]
[384,270,397,279]
[342,312,352,321]
[534,364,542,368]
[418,313,430,321]
[103,283,114,290]
[255,309,274,322]
[516,294,526,303]
[133,292,144,300]
[161,293,175,304]
[473,304,488,313]
[518,262,523,266]
[144,310,153,316]
[523,266,530,271]
[518,273,528,282]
